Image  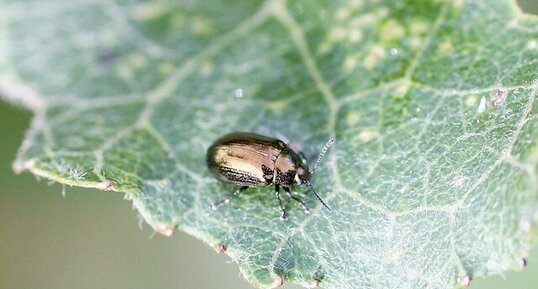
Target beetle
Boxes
[206,132,334,220]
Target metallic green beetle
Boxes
[207,132,334,220]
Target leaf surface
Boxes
[1,0,538,288]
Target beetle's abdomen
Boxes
[207,133,284,187]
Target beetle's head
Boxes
[294,165,310,185]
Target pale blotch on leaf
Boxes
[117,66,133,81]
[380,19,405,42]
[351,14,377,26]
[132,2,167,21]
[375,7,389,19]
[317,41,332,55]
[199,61,214,77]
[267,100,287,112]
[349,0,364,9]
[393,82,411,98]
[336,7,351,21]
[128,53,147,69]
[453,0,465,8]
[192,16,213,36]
[343,55,359,72]
[358,129,379,142]
[519,216,532,233]
[465,94,479,107]
[363,44,387,69]
[409,36,423,49]
[159,62,175,75]
[349,29,363,43]
[100,29,117,46]
[328,26,347,43]
[527,40,537,50]
[410,20,428,35]
[439,40,454,54]
[346,111,361,127]
[386,248,404,263]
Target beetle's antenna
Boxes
[310,138,335,175]
[306,181,331,211]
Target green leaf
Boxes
[1,0,538,288]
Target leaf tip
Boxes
[13,158,36,174]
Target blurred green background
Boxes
[1,1,537,289]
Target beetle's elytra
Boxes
[206,132,334,220]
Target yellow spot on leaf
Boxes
[132,3,167,21]
[343,56,358,72]
[101,29,117,46]
[329,26,347,42]
[351,14,376,26]
[376,8,389,19]
[350,0,364,9]
[348,30,363,43]
[453,0,464,8]
[394,82,410,98]
[387,249,404,263]
[336,7,351,21]
[346,112,361,127]
[465,95,479,107]
[380,20,405,42]
[199,61,214,77]
[192,16,213,36]
[128,53,147,69]
[117,66,133,81]
[409,37,423,49]
[317,41,332,55]
[159,63,175,75]
[267,100,287,112]
[410,21,428,35]
[439,41,453,53]
[363,45,386,69]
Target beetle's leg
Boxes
[283,186,312,214]
[275,184,288,220]
[211,186,248,211]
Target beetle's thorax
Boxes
[273,148,301,186]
